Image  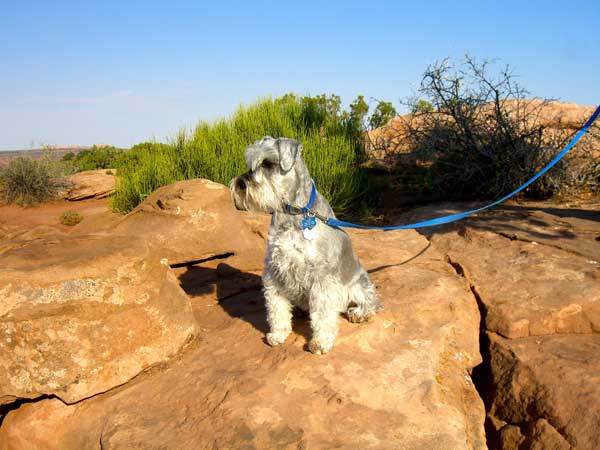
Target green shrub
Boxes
[59,211,84,226]
[112,143,180,213]
[302,133,369,211]
[0,157,68,206]
[112,95,372,214]
[61,151,75,161]
[69,145,123,172]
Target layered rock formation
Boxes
[63,169,117,200]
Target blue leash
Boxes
[289,104,600,231]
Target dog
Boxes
[230,137,381,354]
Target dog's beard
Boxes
[230,172,281,214]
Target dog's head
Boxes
[230,136,308,213]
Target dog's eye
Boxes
[261,160,275,170]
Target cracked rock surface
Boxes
[406,199,600,450]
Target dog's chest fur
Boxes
[265,218,326,299]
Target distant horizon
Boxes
[2,0,599,151]
[0,144,121,153]
[1,96,597,153]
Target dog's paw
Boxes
[308,339,333,355]
[266,330,290,347]
[346,306,375,323]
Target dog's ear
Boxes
[277,138,302,173]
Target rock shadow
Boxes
[400,202,600,245]
[367,242,431,274]
[176,265,218,297]
[521,204,600,223]
[176,261,312,344]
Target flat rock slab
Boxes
[69,209,122,236]
[0,225,66,256]
[429,227,600,339]
[393,200,600,262]
[457,202,600,262]
[64,169,116,200]
[487,332,600,450]
[0,229,486,450]
[0,198,111,235]
[0,234,198,406]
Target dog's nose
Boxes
[236,178,247,191]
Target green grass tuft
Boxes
[59,210,84,226]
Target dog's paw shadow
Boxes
[178,261,315,350]
[214,263,271,334]
[177,261,269,333]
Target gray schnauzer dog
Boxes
[230,136,381,354]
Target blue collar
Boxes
[284,181,316,215]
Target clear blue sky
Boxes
[1,0,598,150]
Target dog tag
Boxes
[301,215,317,240]
[303,226,317,240]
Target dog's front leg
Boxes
[263,280,293,347]
[308,286,340,355]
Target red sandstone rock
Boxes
[0,233,198,406]
[0,228,486,450]
[63,169,116,200]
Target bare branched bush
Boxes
[394,56,599,199]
